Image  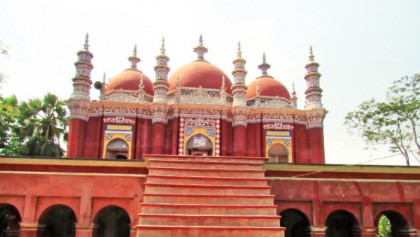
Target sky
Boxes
[1,0,419,166]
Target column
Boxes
[75,223,96,237]
[19,223,42,237]
[310,226,326,237]
[360,227,377,237]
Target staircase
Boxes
[136,155,285,237]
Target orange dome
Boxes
[106,69,154,95]
[168,61,232,94]
[246,76,290,100]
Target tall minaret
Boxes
[291,82,298,109]
[231,42,249,156]
[304,46,323,110]
[151,38,170,154]
[304,46,327,164]
[153,37,170,104]
[70,33,94,101]
[67,34,94,158]
[232,42,248,107]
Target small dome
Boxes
[106,69,154,95]
[168,61,232,94]
[246,76,290,100]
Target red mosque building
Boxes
[0,35,419,237]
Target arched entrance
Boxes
[105,139,129,159]
[376,211,410,237]
[280,209,310,237]
[0,204,21,237]
[93,206,131,237]
[38,205,77,237]
[325,210,361,237]
[186,134,213,156]
[268,143,289,163]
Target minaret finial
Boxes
[102,72,106,83]
[258,52,271,76]
[309,45,314,62]
[128,44,140,70]
[160,37,166,55]
[194,34,208,61]
[84,33,89,50]
[237,41,242,58]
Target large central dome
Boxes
[168,61,232,94]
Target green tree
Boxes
[378,215,392,237]
[18,93,68,157]
[345,74,420,166]
[0,95,25,155]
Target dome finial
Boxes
[160,37,166,55]
[237,41,242,58]
[309,45,314,62]
[84,33,89,50]
[128,44,141,70]
[194,34,208,61]
[139,73,145,91]
[102,72,106,83]
[258,52,271,76]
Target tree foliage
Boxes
[378,215,392,237]
[345,74,420,166]
[0,93,68,157]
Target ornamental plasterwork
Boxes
[306,109,327,128]
[103,106,138,117]
[263,123,294,130]
[67,99,90,121]
[152,104,168,124]
[183,117,219,127]
[102,90,153,104]
[247,97,291,109]
[103,116,135,125]
[167,88,233,106]
[232,108,248,127]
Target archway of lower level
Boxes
[280,209,310,237]
[376,211,409,237]
[186,134,213,156]
[325,210,361,237]
[37,204,77,237]
[0,204,21,237]
[93,205,131,237]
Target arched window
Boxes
[186,134,213,156]
[0,204,22,237]
[376,211,410,237]
[106,139,129,159]
[38,205,77,237]
[280,208,310,237]
[325,210,361,237]
[93,206,131,237]
[267,143,289,163]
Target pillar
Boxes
[19,223,41,237]
[75,224,95,237]
[67,118,87,158]
[234,125,246,156]
[360,227,377,237]
[310,226,326,237]
[151,122,166,154]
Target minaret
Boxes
[231,42,249,156]
[151,38,170,154]
[258,53,271,77]
[70,33,94,101]
[128,45,140,70]
[304,46,327,164]
[304,46,323,110]
[67,34,94,158]
[232,42,248,107]
[153,37,170,104]
[194,34,208,61]
[291,82,298,109]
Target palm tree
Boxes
[18,93,68,157]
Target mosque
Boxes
[0,35,419,237]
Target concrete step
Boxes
[143,194,275,205]
[140,203,277,215]
[147,175,268,186]
[144,183,271,195]
[148,167,265,178]
[148,159,263,170]
[138,214,280,227]
[136,225,285,237]
[145,155,268,164]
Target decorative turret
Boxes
[304,46,323,110]
[128,45,140,70]
[258,53,271,76]
[70,33,94,101]
[153,37,170,105]
[291,82,298,109]
[194,34,208,61]
[99,72,107,100]
[232,42,248,107]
